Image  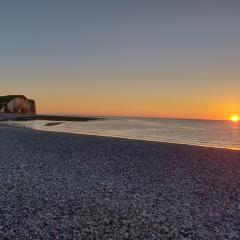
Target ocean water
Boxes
[7,118,240,150]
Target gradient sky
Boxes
[1,0,240,120]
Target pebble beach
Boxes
[0,124,240,239]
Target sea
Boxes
[6,117,240,150]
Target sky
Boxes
[0,0,240,120]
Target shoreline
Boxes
[0,113,105,122]
[1,121,240,151]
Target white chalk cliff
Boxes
[0,95,36,115]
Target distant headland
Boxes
[0,95,104,122]
[0,95,36,115]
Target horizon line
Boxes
[37,113,230,122]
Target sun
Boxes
[230,115,239,123]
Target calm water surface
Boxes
[8,118,240,150]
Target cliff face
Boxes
[0,95,36,115]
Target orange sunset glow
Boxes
[230,115,239,123]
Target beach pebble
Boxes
[0,125,240,239]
